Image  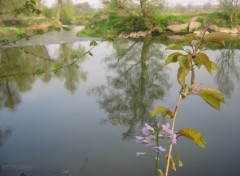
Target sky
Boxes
[43,0,219,8]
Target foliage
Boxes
[218,0,240,27]
[153,13,192,29]
[60,0,76,24]
[0,27,25,35]
[0,0,41,17]
[198,12,240,28]
[42,6,55,19]
[77,10,144,38]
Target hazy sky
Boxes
[44,0,219,7]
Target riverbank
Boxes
[76,11,240,39]
[0,17,56,36]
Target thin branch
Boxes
[165,92,183,176]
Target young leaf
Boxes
[90,40,98,46]
[88,51,93,56]
[197,87,225,110]
[178,128,207,148]
[151,106,171,119]
[195,53,212,74]
[178,55,190,69]
[165,52,183,65]
[177,67,188,88]
[166,44,184,50]
[70,54,78,60]
[204,32,234,43]
[211,61,218,71]
[173,153,183,167]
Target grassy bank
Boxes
[77,10,193,38]
[77,10,240,38]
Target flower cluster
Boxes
[136,123,177,156]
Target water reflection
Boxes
[0,128,12,147]
[0,43,87,111]
[91,38,171,140]
[214,44,240,98]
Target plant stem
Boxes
[165,93,183,176]
[155,128,160,176]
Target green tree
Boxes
[106,0,165,30]
[55,0,76,24]
[218,0,240,27]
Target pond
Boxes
[0,28,240,176]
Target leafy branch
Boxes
[0,0,41,16]
[136,28,234,176]
[0,40,103,79]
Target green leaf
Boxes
[204,32,234,43]
[177,67,188,88]
[70,54,78,60]
[88,51,93,56]
[178,128,207,148]
[197,87,225,110]
[151,106,171,119]
[165,52,183,65]
[55,63,63,69]
[166,44,184,50]
[178,55,190,69]
[90,40,98,46]
[195,53,212,74]
[173,153,183,167]
[211,61,218,71]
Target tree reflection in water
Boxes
[214,44,240,99]
[0,43,87,111]
[91,37,171,140]
[0,127,12,147]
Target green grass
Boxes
[0,27,25,35]
[198,12,240,28]
[77,10,146,38]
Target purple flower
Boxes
[161,123,178,144]
[142,123,155,136]
[136,152,147,157]
[145,135,156,146]
[153,146,166,153]
[170,133,177,144]
[162,123,173,135]
[135,136,145,144]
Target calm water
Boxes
[0,30,240,176]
